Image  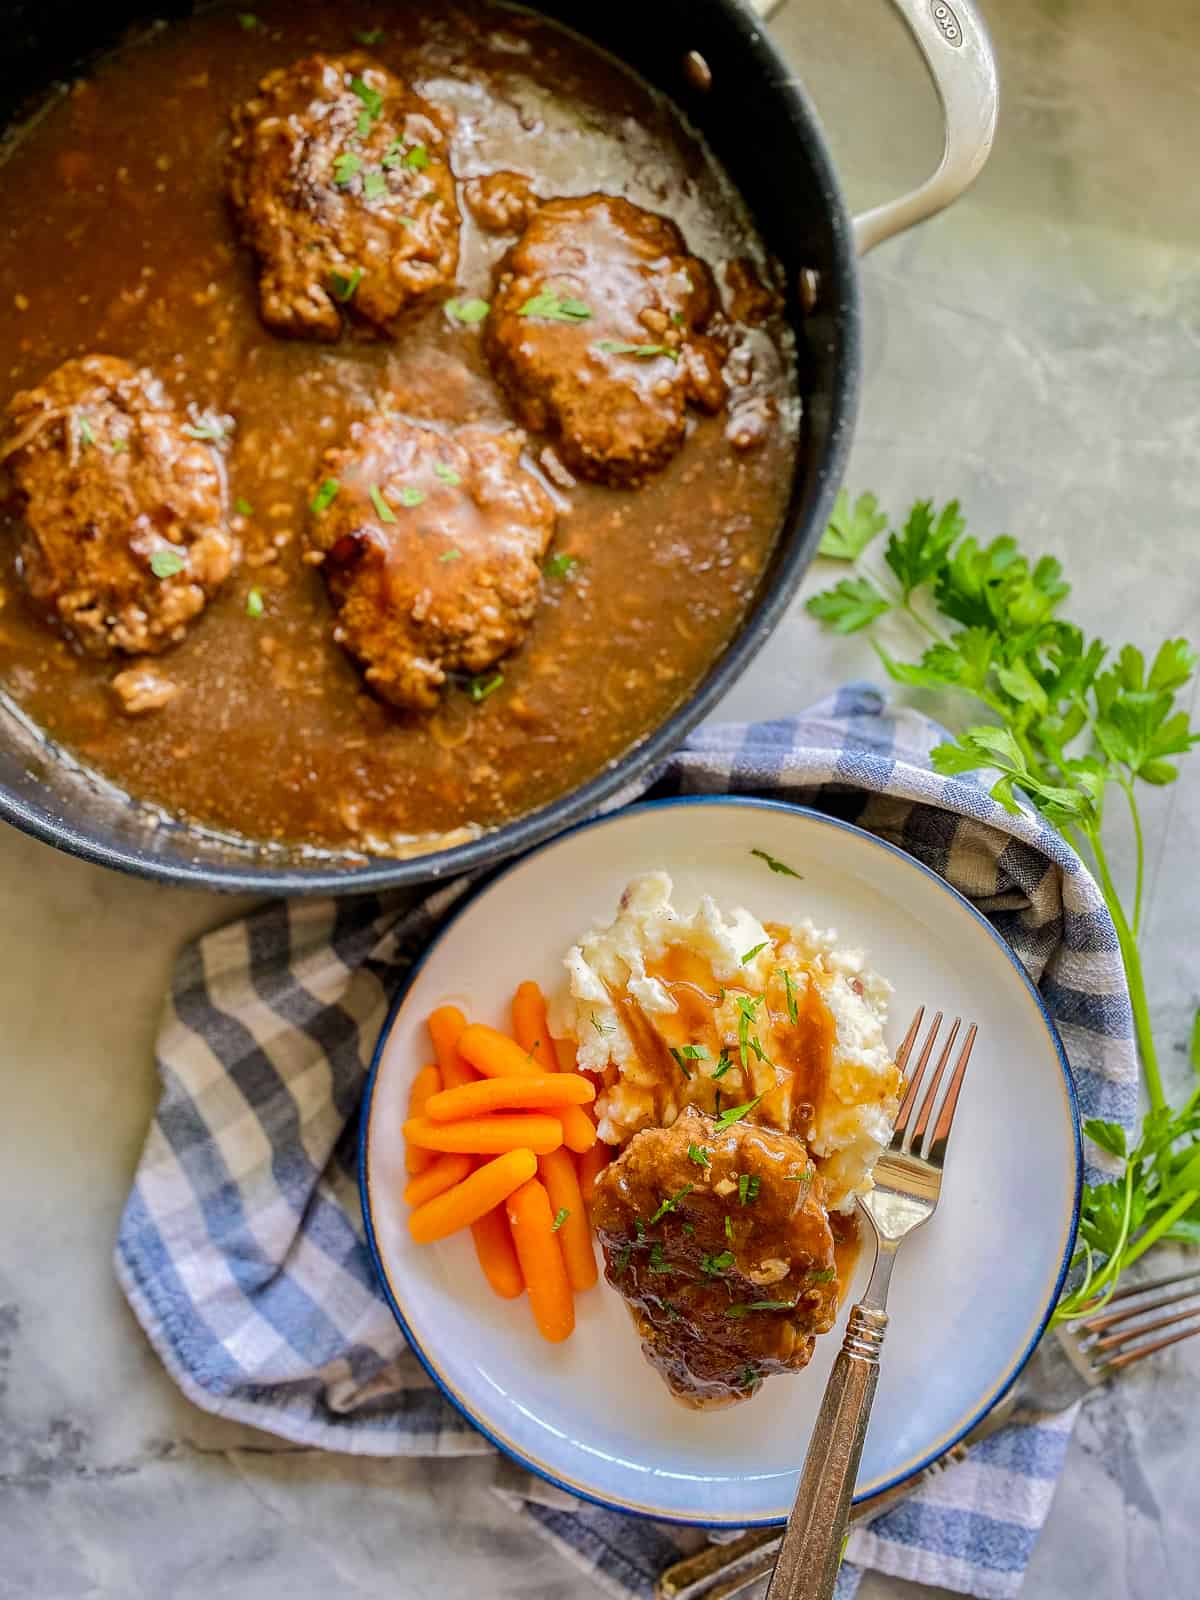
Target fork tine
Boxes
[1078,1267,1200,1314]
[925,1023,978,1166]
[1091,1304,1200,1354]
[908,1018,962,1152]
[893,1006,925,1073]
[1102,1315,1200,1373]
[1080,1280,1200,1337]
[892,1010,942,1143]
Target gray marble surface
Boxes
[2,1,1198,1596]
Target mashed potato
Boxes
[549,871,901,1210]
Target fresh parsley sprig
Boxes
[808,490,1200,1317]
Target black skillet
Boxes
[0,0,997,894]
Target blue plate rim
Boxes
[358,794,1083,1527]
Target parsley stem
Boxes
[1085,821,1165,1113]
[1122,1187,1200,1272]
[1119,774,1146,939]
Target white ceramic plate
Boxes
[360,798,1080,1525]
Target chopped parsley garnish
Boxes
[780,967,799,1025]
[398,215,417,229]
[724,1214,734,1241]
[330,265,363,301]
[544,552,578,579]
[670,310,685,326]
[662,1301,681,1321]
[468,672,504,703]
[354,26,386,45]
[76,415,95,449]
[669,1043,707,1079]
[741,941,769,965]
[333,152,363,187]
[238,12,258,29]
[246,587,264,619]
[712,1051,733,1080]
[369,484,396,523]
[551,1207,570,1233]
[310,478,340,515]
[686,1143,711,1169]
[445,297,490,324]
[593,339,678,362]
[649,1183,693,1225]
[735,995,760,1067]
[682,1222,695,1237]
[714,1096,763,1132]
[700,1250,734,1277]
[356,109,373,138]
[396,485,425,508]
[111,438,129,454]
[235,496,254,516]
[634,1218,646,1240]
[648,1242,673,1274]
[402,142,430,170]
[590,1011,613,1036]
[433,462,461,486]
[439,549,461,563]
[150,548,185,579]
[785,1166,814,1198]
[750,847,804,879]
[741,1365,763,1391]
[738,1174,761,1206]
[519,289,592,323]
[615,1243,633,1277]
[182,421,224,443]
[362,170,389,201]
[809,1267,836,1283]
[726,1300,797,1318]
[349,75,383,120]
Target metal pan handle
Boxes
[748,0,999,255]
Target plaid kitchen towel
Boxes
[115,683,1137,1600]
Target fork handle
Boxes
[765,1304,889,1600]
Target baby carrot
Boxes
[575,1140,612,1208]
[426,1072,595,1123]
[512,981,558,1075]
[457,1022,540,1080]
[408,1148,537,1244]
[402,1152,473,1208]
[471,1206,525,1299]
[509,991,598,1155]
[506,1178,575,1343]
[403,1113,564,1155]
[405,1064,442,1175]
[427,1005,477,1090]
[538,1147,598,1292]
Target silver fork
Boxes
[658,1265,1200,1600]
[764,1006,976,1600]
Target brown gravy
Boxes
[0,1,799,857]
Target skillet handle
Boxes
[747,0,999,256]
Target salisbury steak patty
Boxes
[227,53,459,341]
[307,416,556,711]
[0,356,233,657]
[484,195,726,483]
[592,1108,839,1406]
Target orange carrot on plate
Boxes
[511,980,558,1075]
[457,1022,541,1080]
[427,1005,477,1090]
[470,1206,525,1300]
[403,1112,564,1156]
[575,1140,612,1208]
[538,1146,598,1292]
[405,1064,442,1175]
[506,1178,575,1343]
[425,1072,595,1123]
[402,1151,473,1208]
[408,1148,538,1244]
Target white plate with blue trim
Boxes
[360,797,1080,1525]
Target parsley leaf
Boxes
[551,1207,570,1233]
[349,75,383,119]
[396,486,425,508]
[805,575,890,634]
[714,1096,762,1131]
[544,552,578,579]
[884,498,965,598]
[741,941,768,965]
[711,1051,733,1080]
[182,421,224,443]
[369,484,396,523]
[519,290,592,322]
[468,673,504,703]
[445,297,490,324]
[433,463,461,486]
[750,848,803,879]
[362,170,388,201]
[738,1174,760,1206]
[403,143,430,170]
[354,26,385,44]
[726,1299,796,1317]
[235,496,254,516]
[310,478,339,515]
[246,587,264,619]
[779,968,799,1025]
[700,1249,734,1276]
[594,339,678,362]
[687,1143,711,1168]
[333,152,363,187]
[76,414,95,449]
[150,548,185,579]
[649,1184,693,1225]
[818,488,887,560]
[330,266,363,302]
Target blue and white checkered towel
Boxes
[115,684,1137,1600]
